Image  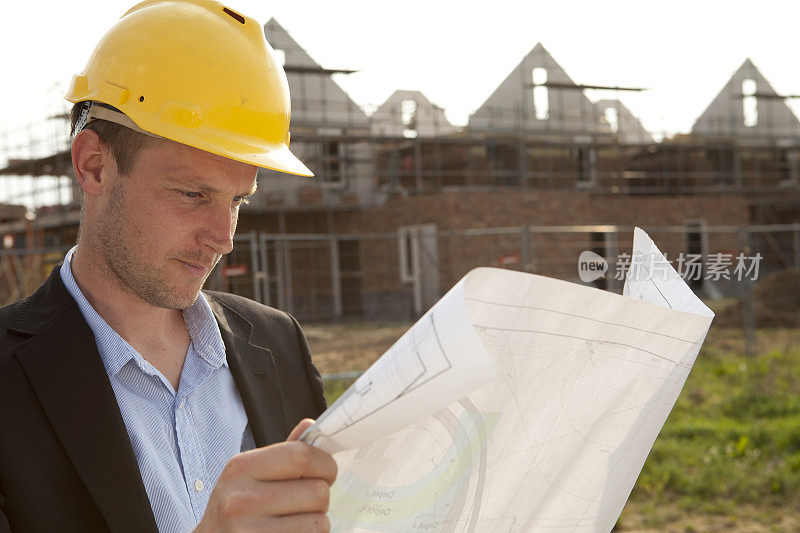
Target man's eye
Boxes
[182,191,201,199]
[233,196,250,206]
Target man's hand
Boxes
[194,419,336,532]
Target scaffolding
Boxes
[2,32,800,315]
[0,80,74,213]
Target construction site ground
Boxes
[305,320,800,532]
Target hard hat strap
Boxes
[81,102,164,140]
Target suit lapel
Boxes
[10,268,158,533]
[206,295,289,446]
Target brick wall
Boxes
[233,191,750,320]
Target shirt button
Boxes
[194,479,204,492]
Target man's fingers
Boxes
[228,441,337,485]
[259,513,331,533]
[205,510,330,533]
[287,418,315,441]
[218,478,330,518]
[201,435,337,532]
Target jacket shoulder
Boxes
[0,297,33,361]
[0,297,27,331]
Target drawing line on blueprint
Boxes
[638,263,672,309]
[465,297,699,345]
[473,324,679,364]
[326,311,455,437]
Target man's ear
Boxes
[71,129,108,196]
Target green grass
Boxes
[622,329,800,526]
[323,376,358,406]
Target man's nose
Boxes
[201,205,236,256]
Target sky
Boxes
[2,0,800,203]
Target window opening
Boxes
[575,145,596,183]
[532,67,549,120]
[604,107,619,133]
[401,99,418,138]
[323,140,342,184]
[742,79,757,127]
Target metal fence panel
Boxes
[2,224,798,359]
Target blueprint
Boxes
[301,281,496,453]
[300,228,714,532]
[623,227,715,318]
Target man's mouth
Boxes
[176,258,212,277]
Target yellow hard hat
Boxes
[65,0,312,177]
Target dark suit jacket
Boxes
[0,266,327,532]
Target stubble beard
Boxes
[97,181,211,309]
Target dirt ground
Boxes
[616,501,800,532]
[304,320,799,377]
[304,322,409,374]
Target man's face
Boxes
[95,139,257,309]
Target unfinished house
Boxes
[688,58,800,190]
[371,90,456,138]
[256,18,375,206]
[692,58,800,142]
[691,58,800,269]
[624,59,800,200]
[594,100,654,145]
[625,61,800,192]
[626,58,800,271]
[464,43,654,189]
[469,43,611,137]
[370,90,464,191]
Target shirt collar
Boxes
[182,287,227,369]
[60,246,228,379]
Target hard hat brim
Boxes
[249,144,314,177]
[69,98,314,177]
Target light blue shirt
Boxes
[60,247,255,533]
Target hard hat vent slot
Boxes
[222,7,245,24]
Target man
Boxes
[0,1,335,531]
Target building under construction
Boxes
[1,19,798,322]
